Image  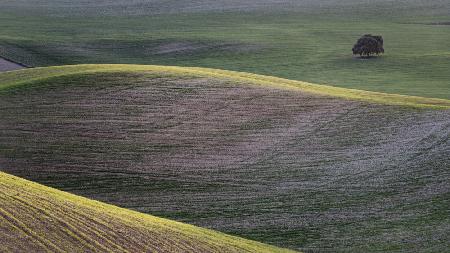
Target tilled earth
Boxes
[1,73,449,252]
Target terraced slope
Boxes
[1,65,449,251]
[0,172,295,252]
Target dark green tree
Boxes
[352,34,384,58]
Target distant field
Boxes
[0,171,295,253]
[0,0,449,98]
[1,65,449,252]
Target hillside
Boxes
[0,64,448,108]
[0,171,295,252]
[1,65,449,251]
[1,0,450,98]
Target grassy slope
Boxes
[0,171,295,253]
[0,1,449,99]
[1,65,449,252]
[0,64,449,108]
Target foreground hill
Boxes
[1,65,449,251]
[0,171,295,252]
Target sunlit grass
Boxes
[1,64,449,109]
[0,171,296,252]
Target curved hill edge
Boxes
[0,64,449,109]
[0,171,296,253]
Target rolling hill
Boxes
[1,0,450,98]
[0,171,295,252]
[1,65,449,251]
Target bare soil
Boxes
[0,73,449,251]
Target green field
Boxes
[1,0,449,98]
[0,171,295,252]
[1,1,450,252]
[1,65,449,252]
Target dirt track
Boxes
[0,57,24,72]
[0,73,449,251]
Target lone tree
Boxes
[352,34,384,58]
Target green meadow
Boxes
[1,0,449,98]
[1,1,450,252]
